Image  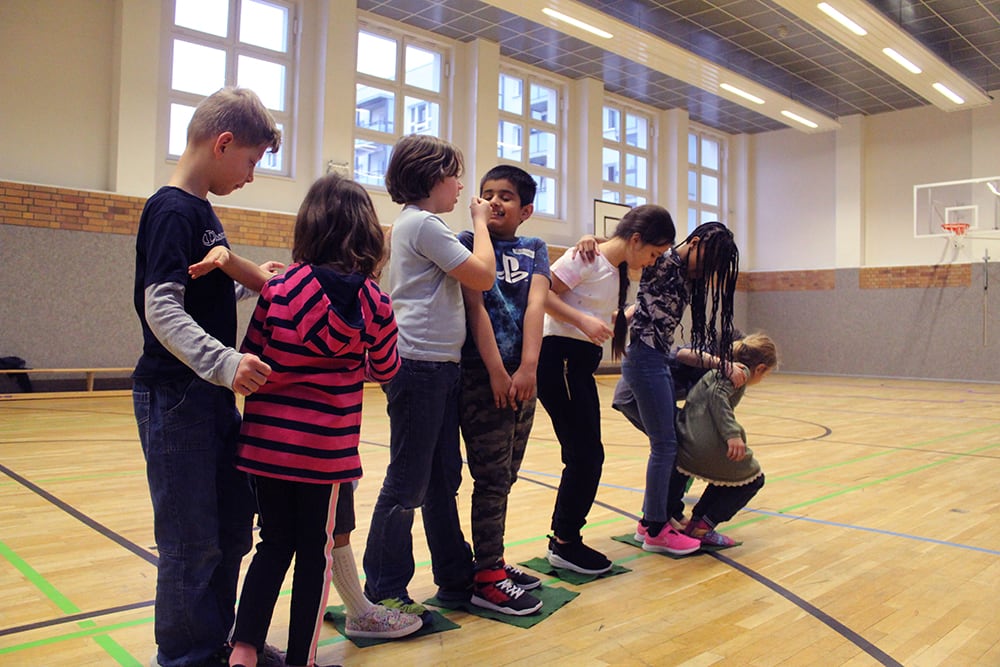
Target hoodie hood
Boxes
[269,263,368,358]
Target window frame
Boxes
[353,20,452,189]
[687,123,727,228]
[495,62,567,219]
[165,0,298,177]
[601,95,655,207]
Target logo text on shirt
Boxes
[202,230,227,247]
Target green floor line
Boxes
[770,423,1000,483]
[0,539,79,615]
[0,616,152,656]
[0,538,143,663]
[722,440,1000,530]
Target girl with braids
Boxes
[614,221,746,555]
[537,205,674,575]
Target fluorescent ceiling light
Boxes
[781,110,819,129]
[932,83,964,105]
[541,7,612,39]
[484,0,839,133]
[720,83,764,105]
[817,3,867,36]
[772,0,990,112]
[882,47,921,74]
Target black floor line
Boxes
[0,600,155,638]
[0,462,158,566]
[1,456,902,665]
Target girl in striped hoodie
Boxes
[190,173,420,667]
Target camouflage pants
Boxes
[459,365,536,569]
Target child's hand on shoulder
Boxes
[233,353,271,396]
[571,235,601,262]
[189,246,231,280]
[724,362,750,388]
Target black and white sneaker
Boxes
[502,561,541,591]
[546,536,612,575]
[471,568,542,616]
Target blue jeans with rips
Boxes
[618,339,679,524]
[133,377,255,667]
[363,358,473,602]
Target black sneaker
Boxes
[546,536,612,575]
[471,568,542,616]
[435,583,472,604]
[503,561,541,590]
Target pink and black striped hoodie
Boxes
[235,262,399,484]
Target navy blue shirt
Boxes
[133,186,237,382]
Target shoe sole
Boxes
[546,549,613,575]
[512,579,541,591]
[470,594,543,616]
[641,541,700,556]
[345,618,423,639]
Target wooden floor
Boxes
[1,373,999,666]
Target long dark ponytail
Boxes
[610,205,675,360]
[684,221,739,369]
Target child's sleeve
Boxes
[704,372,744,441]
[413,214,471,273]
[362,280,400,384]
[142,210,244,388]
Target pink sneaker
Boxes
[634,522,648,542]
[641,525,701,555]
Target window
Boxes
[354,25,449,188]
[687,125,726,228]
[167,0,296,175]
[496,67,564,217]
[601,100,652,207]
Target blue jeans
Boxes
[363,358,473,601]
[618,339,678,524]
[134,377,255,667]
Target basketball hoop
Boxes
[942,222,970,248]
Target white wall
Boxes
[748,129,837,270]
[0,0,115,191]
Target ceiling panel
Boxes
[357,0,1000,134]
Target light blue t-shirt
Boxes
[387,205,471,362]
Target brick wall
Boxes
[1,180,295,248]
[0,180,976,291]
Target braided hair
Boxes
[610,205,675,360]
[683,221,739,370]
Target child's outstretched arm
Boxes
[447,197,496,291]
[188,246,283,293]
[676,347,749,388]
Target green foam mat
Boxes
[612,533,741,555]
[517,556,630,585]
[323,605,460,648]
[424,584,578,628]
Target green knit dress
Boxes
[675,367,762,486]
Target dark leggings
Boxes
[536,335,604,541]
[668,467,765,526]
